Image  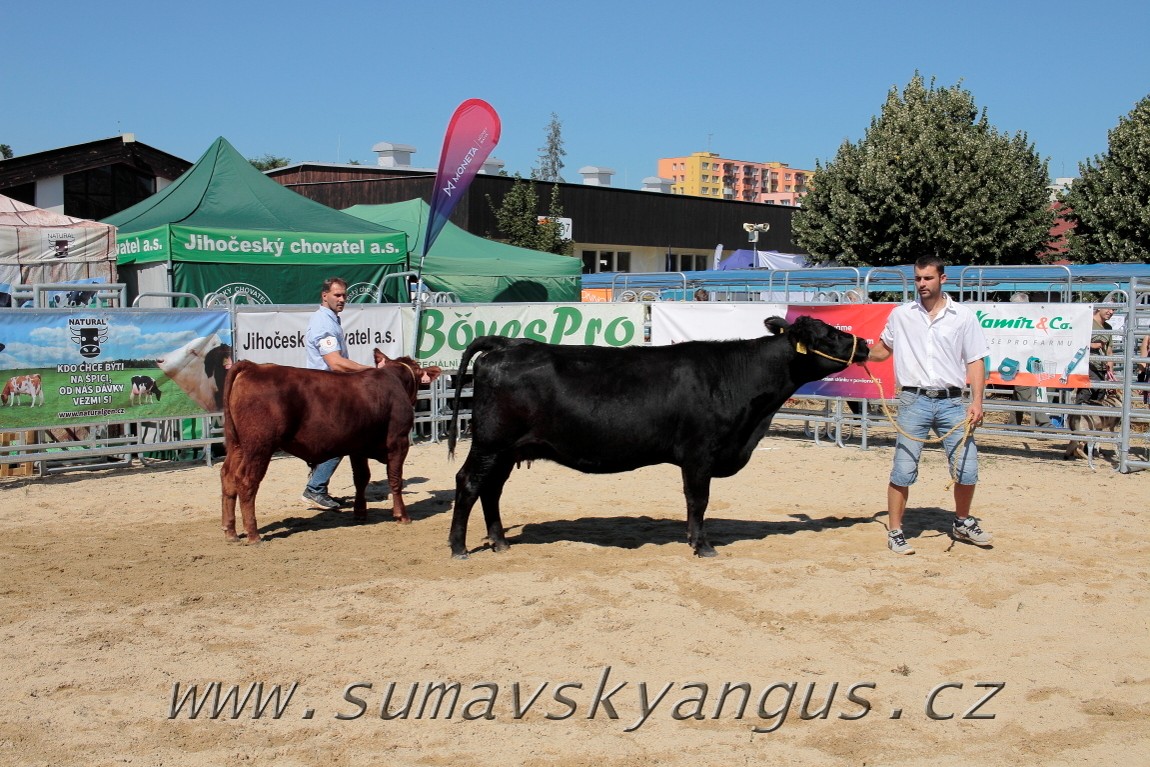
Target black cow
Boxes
[446,315,869,559]
[130,375,162,405]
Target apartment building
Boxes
[657,151,811,206]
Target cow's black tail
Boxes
[447,335,507,458]
[221,360,257,450]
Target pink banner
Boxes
[786,304,896,398]
[422,99,501,261]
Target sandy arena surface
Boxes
[1,425,1147,767]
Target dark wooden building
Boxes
[0,135,191,222]
[267,162,803,274]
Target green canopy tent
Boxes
[106,137,408,306]
[344,199,581,303]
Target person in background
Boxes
[1077,306,1115,405]
[1138,333,1150,404]
[1007,293,1060,428]
[866,256,992,555]
[300,277,374,509]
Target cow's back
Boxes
[225,363,410,464]
[469,338,791,474]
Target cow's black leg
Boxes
[682,468,716,557]
[450,451,488,559]
[478,455,515,553]
[450,450,514,558]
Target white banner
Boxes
[650,303,789,345]
[971,302,1094,386]
[235,306,407,367]
[415,303,646,369]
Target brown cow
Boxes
[2,374,44,406]
[219,349,442,543]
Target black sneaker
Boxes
[301,489,340,509]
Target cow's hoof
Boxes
[694,545,718,558]
[394,517,412,525]
[243,537,262,545]
[491,540,510,553]
[224,532,240,543]
[451,551,470,560]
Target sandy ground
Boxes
[1,424,1147,767]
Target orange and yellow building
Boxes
[657,151,811,206]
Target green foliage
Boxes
[1060,94,1150,263]
[531,113,566,183]
[487,174,573,256]
[0,144,13,160]
[793,73,1053,267]
[248,154,290,171]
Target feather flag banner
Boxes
[420,99,501,264]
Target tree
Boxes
[487,174,573,255]
[1060,94,1150,263]
[0,144,13,160]
[793,73,1053,267]
[248,154,290,171]
[531,113,566,183]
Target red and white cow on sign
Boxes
[1,374,44,406]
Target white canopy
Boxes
[0,194,118,305]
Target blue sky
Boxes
[4,1,1147,186]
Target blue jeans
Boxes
[306,456,341,495]
[890,391,978,486]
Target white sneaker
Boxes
[952,517,993,546]
[888,529,915,555]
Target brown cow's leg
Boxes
[220,452,241,542]
[682,468,716,557]
[234,449,272,544]
[350,456,370,522]
[385,440,411,524]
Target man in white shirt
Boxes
[867,256,993,555]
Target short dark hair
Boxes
[322,277,348,294]
[914,255,945,275]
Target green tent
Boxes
[106,137,408,306]
[344,199,581,303]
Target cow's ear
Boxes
[786,316,818,355]
[422,365,443,383]
[373,348,386,366]
[764,317,790,335]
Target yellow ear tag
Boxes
[795,342,808,354]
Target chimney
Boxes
[641,176,673,193]
[579,166,615,187]
[373,142,417,168]
[481,157,505,175]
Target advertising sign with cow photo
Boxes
[0,309,231,429]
